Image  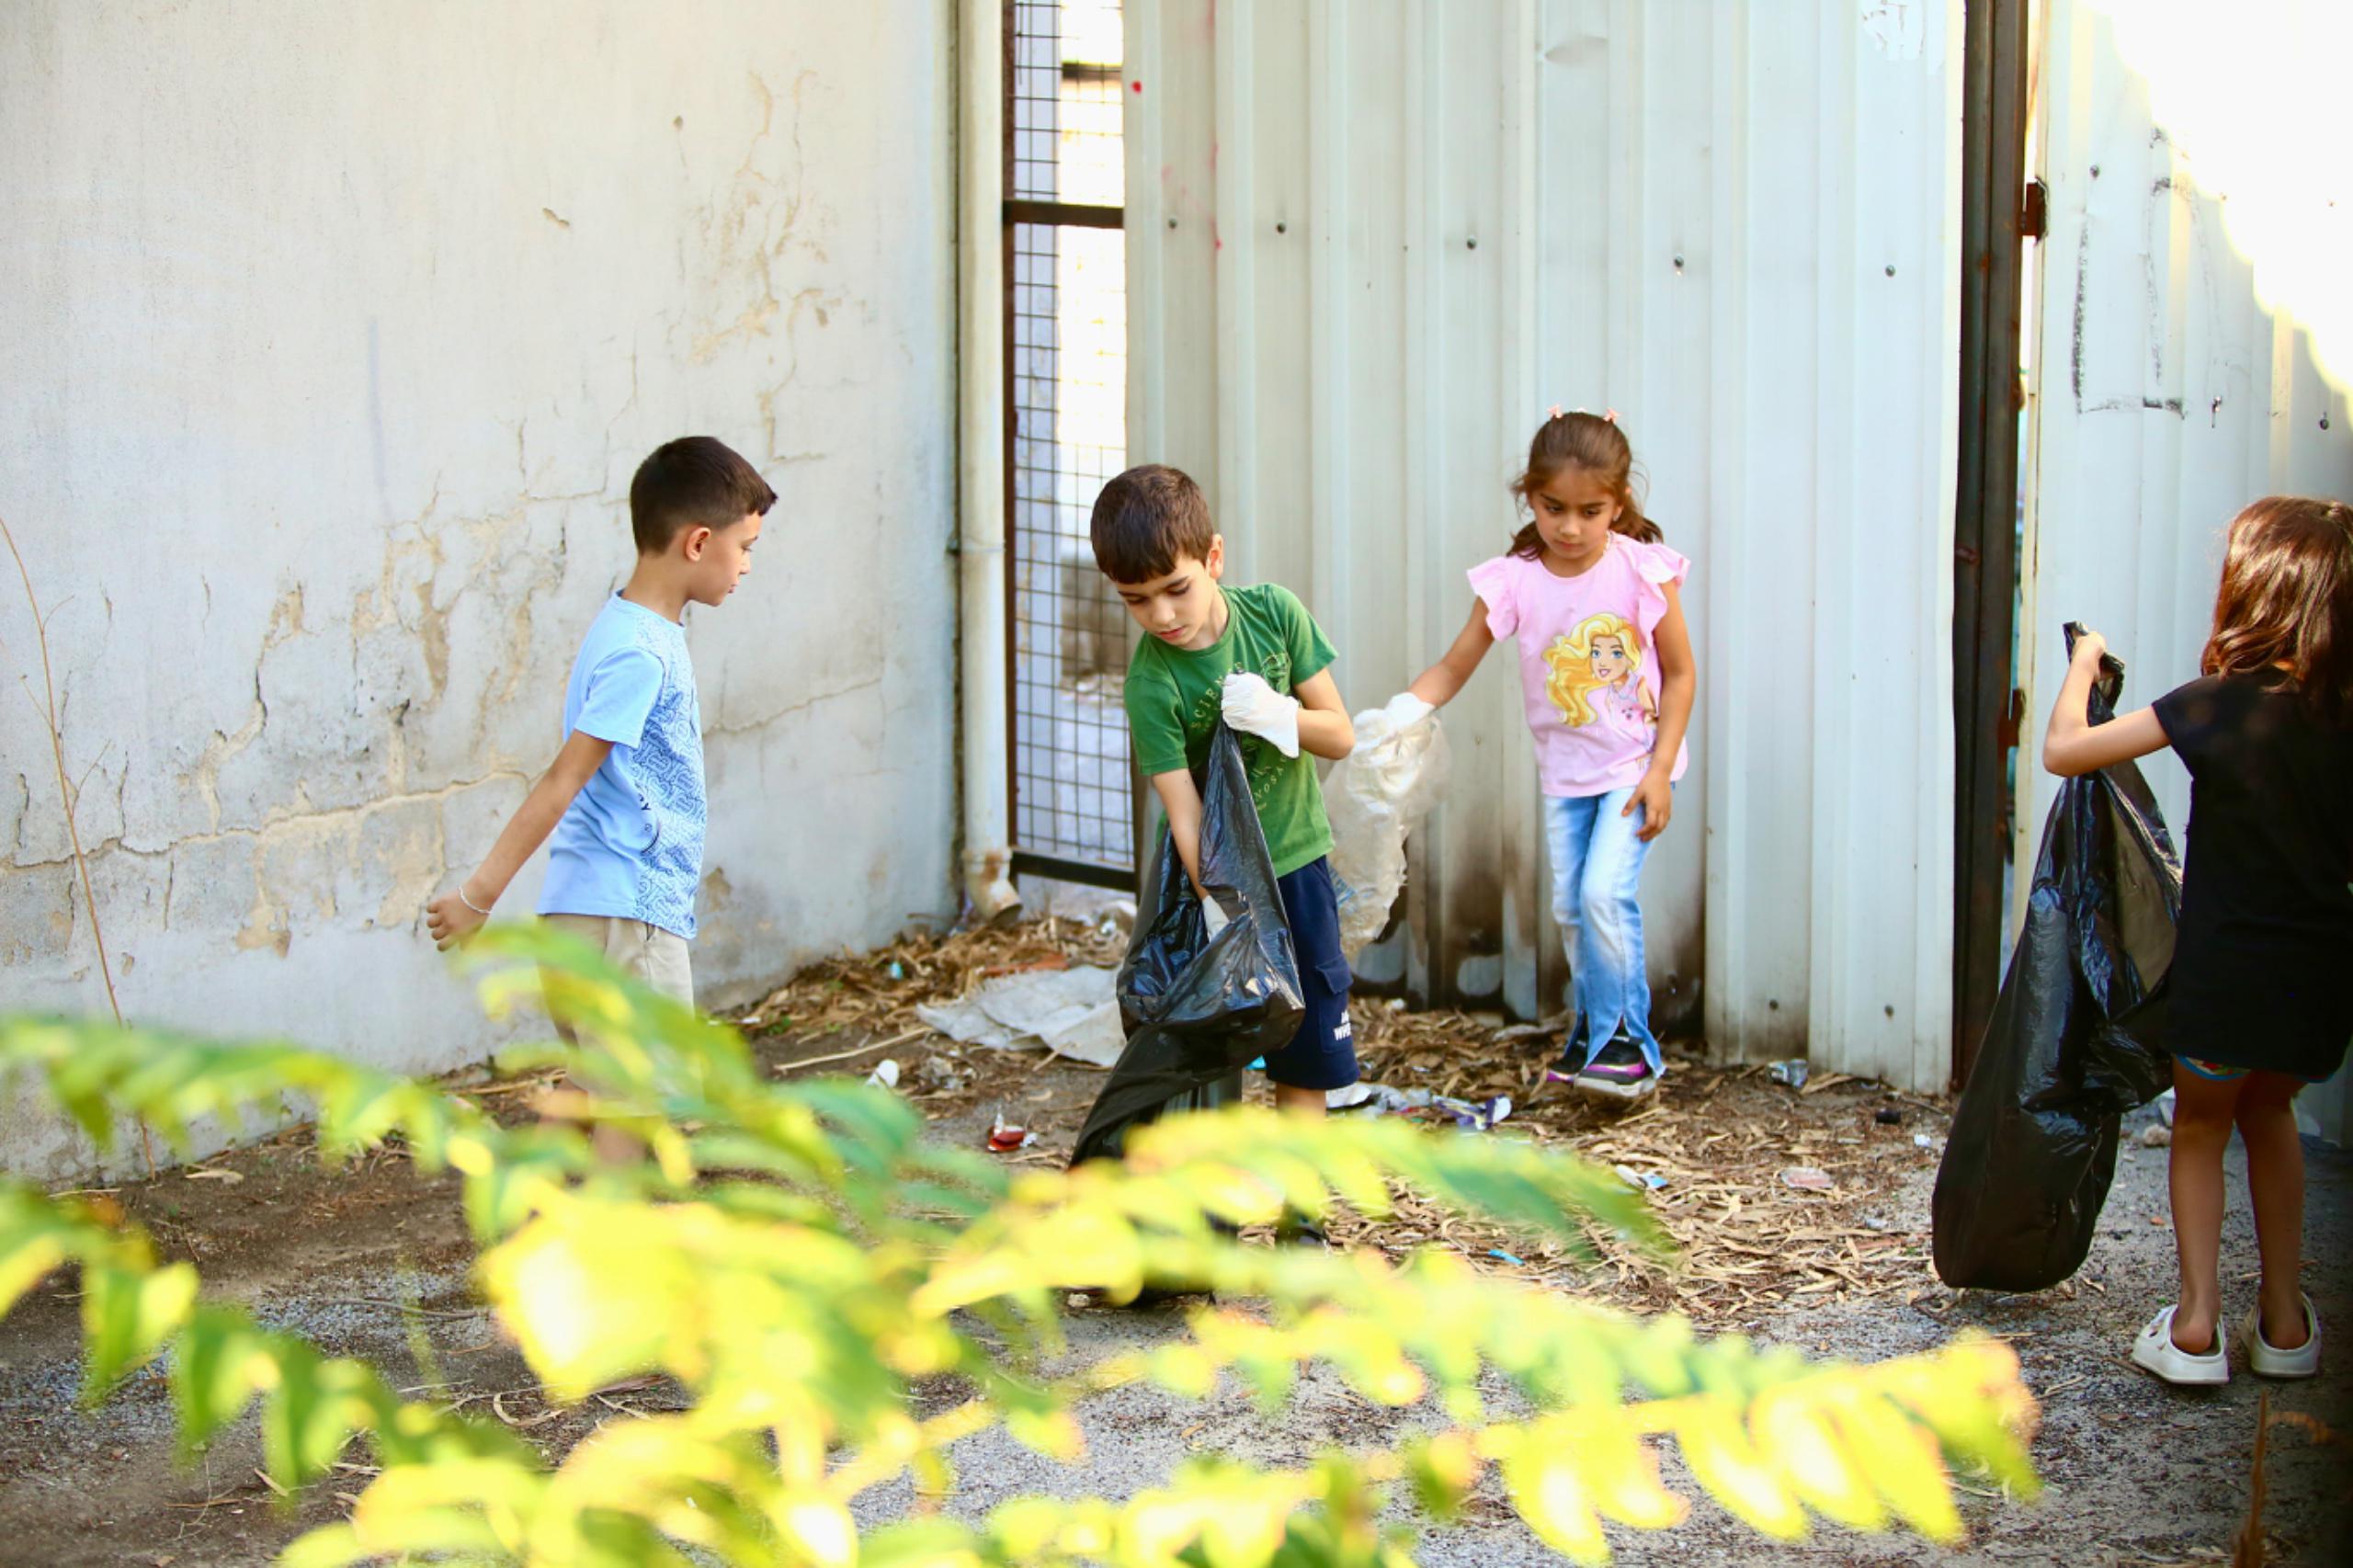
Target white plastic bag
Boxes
[1323,699,1450,957]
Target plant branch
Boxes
[1,512,148,1176]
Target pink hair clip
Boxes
[1546,403,1563,420]
[1604,407,1620,424]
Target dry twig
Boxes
[1,511,152,1176]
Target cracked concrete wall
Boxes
[0,2,960,1177]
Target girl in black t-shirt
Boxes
[2043,495,2353,1389]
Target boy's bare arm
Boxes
[1147,767,1208,897]
[1292,668,1356,760]
[425,730,614,949]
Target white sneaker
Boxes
[2131,1306,2230,1386]
[2233,1295,2322,1380]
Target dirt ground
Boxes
[3,931,2347,1566]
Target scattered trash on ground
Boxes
[1768,1059,1811,1089]
[1779,1166,1836,1193]
[864,1059,901,1090]
[747,916,1128,1050]
[741,915,1952,1327]
[986,1114,1036,1153]
[1328,1082,1512,1132]
[2137,1122,2172,1148]
[1612,1165,1669,1192]
[1875,1106,1904,1126]
[914,965,1125,1067]
[1486,1249,1527,1267]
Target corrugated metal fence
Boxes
[2019,0,2353,1130]
[1123,0,1963,1090]
[2019,0,2353,873]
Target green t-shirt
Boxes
[1123,582,1339,878]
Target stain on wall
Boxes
[0,0,961,1176]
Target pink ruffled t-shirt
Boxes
[1468,536,1690,799]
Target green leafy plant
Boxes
[1,926,2038,1566]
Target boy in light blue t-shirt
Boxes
[425,437,775,1019]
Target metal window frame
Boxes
[1001,0,1142,895]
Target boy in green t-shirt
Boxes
[1089,463,1359,1120]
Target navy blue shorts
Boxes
[1260,857,1359,1091]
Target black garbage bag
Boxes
[1071,725,1306,1166]
[1932,624,2182,1291]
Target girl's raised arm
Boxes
[2041,629,2168,777]
[1404,599,1500,710]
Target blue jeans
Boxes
[1544,787,1664,1074]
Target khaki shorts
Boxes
[540,913,694,1043]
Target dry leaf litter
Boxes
[740,918,1952,1327]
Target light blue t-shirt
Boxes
[539,594,706,938]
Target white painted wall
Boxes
[1125,0,1963,1089]
[0,1,960,1177]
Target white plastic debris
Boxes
[1324,699,1451,957]
[865,1059,901,1090]
[1328,1081,1511,1132]
[915,965,1126,1067]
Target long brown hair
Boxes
[1506,410,1663,560]
[2200,494,2353,725]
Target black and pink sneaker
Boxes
[1571,1038,1656,1103]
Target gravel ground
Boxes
[3,1036,2345,1568]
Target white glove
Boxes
[1221,670,1301,757]
[1381,691,1435,731]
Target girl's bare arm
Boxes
[2041,631,2168,777]
[1626,583,1696,841]
[1405,600,1498,708]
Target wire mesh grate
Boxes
[1008,1,1133,875]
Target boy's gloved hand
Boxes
[1221,671,1301,757]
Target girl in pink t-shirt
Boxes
[1391,411,1698,1101]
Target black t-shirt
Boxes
[2152,671,2353,1077]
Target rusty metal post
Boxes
[1952,0,2035,1086]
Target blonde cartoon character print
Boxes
[1542,613,1658,729]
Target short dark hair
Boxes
[629,437,777,555]
[1088,464,1216,583]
